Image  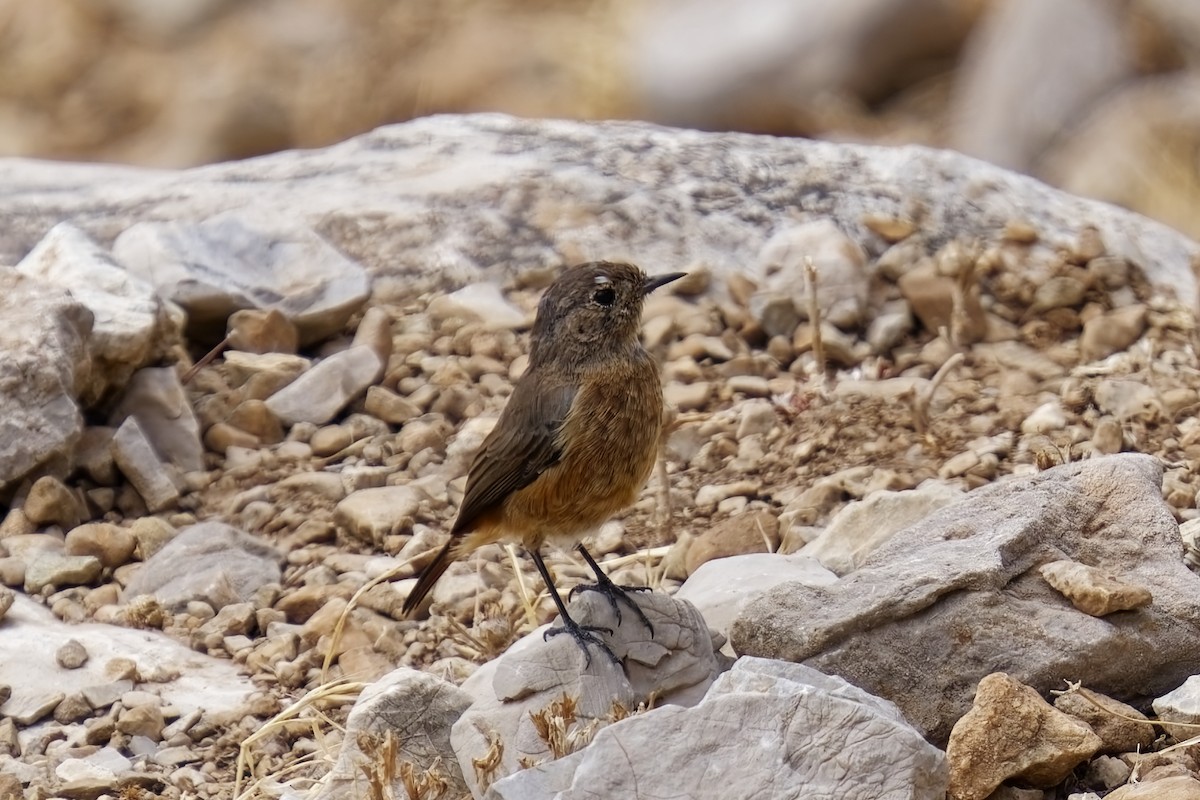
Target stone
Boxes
[801,482,965,575]
[1,114,1196,310]
[899,260,953,333]
[1053,688,1154,754]
[222,351,309,396]
[310,424,354,457]
[76,426,118,486]
[1094,380,1161,421]
[1022,401,1069,436]
[946,673,1101,800]
[453,591,722,796]
[363,386,422,425]
[65,523,137,569]
[334,486,422,544]
[1080,305,1148,362]
[311,668,474,800]
[264,345,384,425]
[1153,675,1200,741]
[663,381,711,412]
[426,282,526,329]
[1039,560,1153,616]
[754,219,870,330]
[226,308,299,354]
[23,475,83,529]
[15,222,182,403]
[0,586,12,620]
[676,553,837,649]
[950,0,1132,172]
[24,553,102,593]
[111,416,181,513]
[684,510,779,575]
[116,703,166,740]
[731,455,1200,743]
[112,210,370,345]
[108,366,205,474]
[128,517,176,560]
[1105,776,1200,800]
[226,399,283,444]
[0,272,91,493]
[489,656,947,799]
[352,306,393,366]
[120,521,282,611]
[56,639,89,669]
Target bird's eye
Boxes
[593,287,616,306]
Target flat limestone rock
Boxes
[731,454,1200,743]
[488,656,948,800]
[0,115,1194,309]
[120,521,282,611]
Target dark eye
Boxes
[593,287,616,306]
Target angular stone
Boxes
[0,272,90,493]
[112,210,370,345]
[1080,304,1148,362]
[24,552,102,593]
[108,366,204,474]
[312,668,473,800]
[732,455,1200,743]
[120,521,281,611]
[754,218,869,329]
[15,222,182,403]
[226,308,299,354]
[111,417,180,513]
[1153,675,1200,741]
[1105,775,1200,800]
[334,486,422,544]
[946,673,1101,800]
[453,591,722,797]
[1039,560,1153,616]
[1053,688,1154,754]
[264,345,383,426]
[426,283,526,329]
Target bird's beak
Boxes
[642,272,687,295]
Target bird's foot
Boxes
[569,578,655,635]
[544,618,618,667]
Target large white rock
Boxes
[489,656,948,799]
[14,222,182,404]
[0,114,1195,308]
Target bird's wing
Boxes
[451,377,576,534]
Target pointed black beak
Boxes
[642,272,687,296]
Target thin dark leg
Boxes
[530,548,618,666]
[569,544,654,635]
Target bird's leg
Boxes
[531,549,618,667]
[569,544,654,635]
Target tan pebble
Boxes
[1073,225,1106,263]
[862,212,916,243]
[1079,305,1147,362]
[1039,560,1152,616]
[727,273,757,308]
[671,266,711,296]
[663,357,703,383]
[1087,256,1128,290]
[728,375,771,398]
[65,523,136,568]
[364,386,422,425]
[227,308,299,354]
[204,422,260,454]
[23,476,83,528]
[1092,417,1123,454]
[1002,219,1039,243]
[664,382,711,412]
[310,425,354,457]
[228,399,284,444]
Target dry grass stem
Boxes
[804,256,825,380]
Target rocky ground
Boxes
[1,117,1200,799]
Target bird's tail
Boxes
[402,539,455,618]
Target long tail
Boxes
[402,540,456,618]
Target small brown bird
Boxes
[402,261,685,661]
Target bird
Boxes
[401,261,685,663]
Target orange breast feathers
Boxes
[494,355,663,548]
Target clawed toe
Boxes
[545,620,619,666]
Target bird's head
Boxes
[529,261,685,364]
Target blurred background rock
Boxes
[2,0,1198,239]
